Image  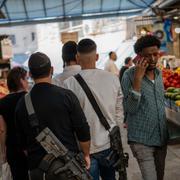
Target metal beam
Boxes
[0,10,142,27]
[100,0,103,12]
[62,0,65,16]
[4,3,10,20]
[81,0,84,14]
[0,0,7,9]
[42,0,47,17]
[143,0,179,15]
[22,0,29,19]
[119,0,121,11]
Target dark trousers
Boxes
[8,152,28,180]
[90,148,116,180]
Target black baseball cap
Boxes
[28,52,51,77]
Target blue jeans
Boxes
[90,148,116,180]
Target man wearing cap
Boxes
[15,52,91,180]
[53,41,81,87]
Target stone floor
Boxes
[120,124,180,180]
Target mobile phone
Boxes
[133,54,142,64]
[133,54,150,69]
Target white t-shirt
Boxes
[64,69,123,154]
[53,65,81,87]
[104,59,119,76]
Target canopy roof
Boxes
[0,0,155,26]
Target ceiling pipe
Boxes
[143,0,179,15]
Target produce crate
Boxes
[165,107,180,126]
[166,108,180,144]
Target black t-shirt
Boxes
[0,92,26,153]
[119,66,129,83]
[15,82,90,170]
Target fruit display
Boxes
[0,80,8,98]
[175,67,180,75]
[162,69,180,89]
[176,100,180,107]
[165,87,180,112]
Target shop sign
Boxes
[61,32,78,44]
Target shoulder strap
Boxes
[24,93,39,131]
[74,74,111,131]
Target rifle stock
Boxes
[36,127,92,180]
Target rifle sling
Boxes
[25,92,39,131]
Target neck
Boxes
[10,88,25,93]
[66,61,77,66]
[34,77,51,84]
[145,70,155,80]
[81,63,96,70]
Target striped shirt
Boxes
[121,67,168,146]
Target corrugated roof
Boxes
[0,0,155,26]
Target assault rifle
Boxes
[106,126,129,180]
[36,127,92,180]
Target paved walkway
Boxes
[120,124,180,180]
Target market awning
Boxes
[0,0,155,26]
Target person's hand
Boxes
[123,123,128,129]
[133,57,149,92]
[84,155,91,170]
[134,58,149,80]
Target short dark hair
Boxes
[7,67,27,92]
[109,51,114,57]
[28,52,51,79]
[134,35,161,54]
[125,57,132,65]
[62,41,77,65]
[77,39,97,54]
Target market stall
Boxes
[162,62,180,142]
[0,35,12,99]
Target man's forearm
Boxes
[79,141,90,156]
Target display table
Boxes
[166,108,180,144]
[166,108,180,126]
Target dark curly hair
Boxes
[7,67,27,92]
[134,35,161,54]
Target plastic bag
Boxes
[1,162,12,180]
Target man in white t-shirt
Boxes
[53,41,81,87]
[64,39,122,180]
[104,51,119,76]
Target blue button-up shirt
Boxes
[121,67,168,146]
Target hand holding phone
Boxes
[134,55,149,79]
